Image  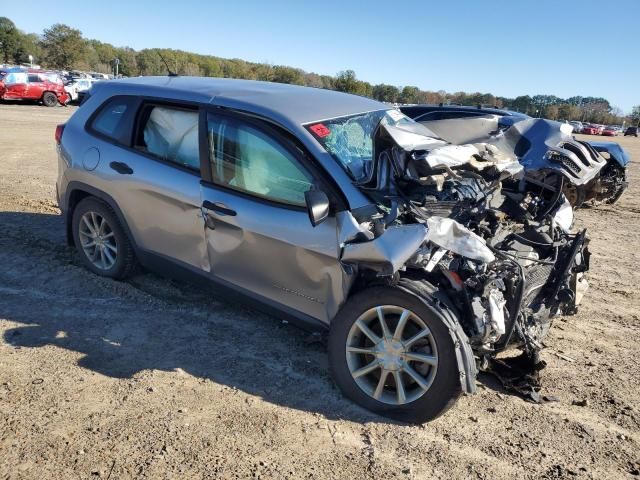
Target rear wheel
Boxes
[328,286,462,423]
[72,197,136,279]
[42,91,58,107]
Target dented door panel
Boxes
[201,184,350,323]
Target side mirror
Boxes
[304,190,330,227]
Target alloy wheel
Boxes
[79,211,118,270]
[346,305,438,405]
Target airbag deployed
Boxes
[144,107,200,169]
[425,216,495,263]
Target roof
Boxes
[96,76,386,127]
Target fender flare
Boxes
[63,181,139,253]
[397,278,477,395]
[586,142,631,168]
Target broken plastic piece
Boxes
[488,289,506,337]
[553,197,574,233]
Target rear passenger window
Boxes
[136,105,200,171]
[90,98,134,142]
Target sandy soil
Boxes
[0,103,639,479]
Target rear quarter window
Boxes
[88,96,138,144]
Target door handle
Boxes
[109,161,133,175]
[202,200,237,216]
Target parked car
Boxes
[56,78,590,422]
[0,68,69,106]
[601,126,618,136]
[400,103,529,127]
[569,121,583,133]
[65,77,99,103]
[400,105,629,206]
[581,123,598,135]
[624,126,638,137]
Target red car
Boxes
[0,69,69,106]
[582,124,598,135]
[601,126,618,136]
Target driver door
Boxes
[200,111,345,323]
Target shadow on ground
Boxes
[0,210,517,423]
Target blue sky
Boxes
[6,0,639,112]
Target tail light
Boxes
[55,124,65,145]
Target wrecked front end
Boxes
[505,119,627,207]
[311,111,591,398]
[405,111,628,207]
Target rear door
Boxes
[200,110,345,322]
[26,74,45,100]
[86,97,208,271]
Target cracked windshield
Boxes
[307,109,438,181]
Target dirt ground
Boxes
[0,103,638,480]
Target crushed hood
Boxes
[380,121,524,179]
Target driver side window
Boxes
[207,114,313,206]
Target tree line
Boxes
[1,17,637,125]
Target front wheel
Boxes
[328,286,462,423]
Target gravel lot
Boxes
[1,103,639,479]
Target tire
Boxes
[328,285,462,423]
[42,91,58,107]
[72,197,136,280]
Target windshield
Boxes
[306,109,441,181]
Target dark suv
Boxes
[400,104,630,206]
[624,126,638,137]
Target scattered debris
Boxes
[553,352,576,363]
[485,354,545,403]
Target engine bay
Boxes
[338,121,590,397]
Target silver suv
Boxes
[56,77,589,422]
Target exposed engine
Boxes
[346,125,590,373]
[408,169,586,358]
